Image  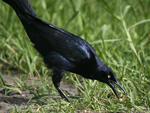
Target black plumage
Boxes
[3,0,126,102]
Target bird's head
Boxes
[94,63,126,98]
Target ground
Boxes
[0,72,78,113]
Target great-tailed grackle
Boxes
[3,0,126,102]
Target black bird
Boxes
[3,0,126,102]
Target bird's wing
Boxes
[21,14,92,62]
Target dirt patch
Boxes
[0,72,78,112]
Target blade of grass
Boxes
[128,19,150,30]
[122,20,142,66]
[0,84,22,94]
[0,71,6,85]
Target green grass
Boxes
[0,0,150,112]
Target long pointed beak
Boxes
[108,80,126,98]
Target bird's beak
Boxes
[108,80,126,98]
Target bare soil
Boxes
[0,72,78,113]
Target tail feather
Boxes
[3,0,52,56]
[3,0,37,17]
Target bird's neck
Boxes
[92,58,109,79]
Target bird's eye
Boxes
[108,75,111,78]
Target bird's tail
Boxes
[3,0,53,56]
[3,0,37,18]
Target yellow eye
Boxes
[108,75,111,78]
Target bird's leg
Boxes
[52,70,70,102]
